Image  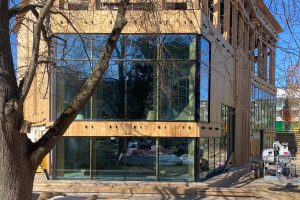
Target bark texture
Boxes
[0,0,128,199]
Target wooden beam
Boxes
[223,0,230,41]
[63,121,200,138]
[213,0,220,28]
[269,49,275,85]
[231,3,238,49]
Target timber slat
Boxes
[33,184,260,197]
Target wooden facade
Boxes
[18,0,282,171]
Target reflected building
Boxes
[18,0,282,181]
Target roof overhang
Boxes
[256,0,283,33]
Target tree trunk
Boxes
[0,128,36,200]
[0,0,35,199]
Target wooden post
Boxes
[202,0,209,15]
[249,29,255,74]
[269,49,275,84]
[231,3,238,49]
[213,0,220,28]
[258,38,263,78]
[223,0,230,41]
[262,43,268,80]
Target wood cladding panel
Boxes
[51,10,201,34]
[64,121,200,137]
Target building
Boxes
[275,87,300,155]
[276,88,300,132]
[17,0,282,181]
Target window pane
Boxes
[199,138,209,180]
[199,36,210,122]
[200,37,210,66]
[159,61,196,120]
[124,137,156,181]
[214,138,222,173]
[160,34,196,60]
[199,63,209,122]
[92,137,126,180]
[56,34,91,60]
[56,137,91,179]
[126,61,155,120]
[92,34,110,60]
[92,61,125,119]
[208,138,215,175]
[159,138,195,181]
[126,35,158,59]
[56,61,91,119]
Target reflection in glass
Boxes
[199,138,209,180]
[126,35,157,59]
[160,34,196,60]
[124,137,156,181]
[56,137,90,179]
[92,137,126,180]
[214,138,222,173]
[54,34,203,121]
[251,84,276,131]
[160,61,196,120]
[208,138,215,175]
[92,61,125,119]
[56,61,91,119]
[199,36,210,122]
[159,138,195,181]
[126,61,155,120]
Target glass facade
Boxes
[55,136,225,181]
[251,85,276,131]
[56,137,195,181]
[55,34,210,121]
[199,37,210,122]
[198,137,226,180]
[221,104,235,159]
[54,34,210,122]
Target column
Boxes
[202,0,209,15]
[262,43,268,80]
[231,3,238,49]
[269,49,275,84]
[213,0,220,28]
[223,0,230,41]
[257,38,263,78]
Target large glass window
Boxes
[199,138,209,180]
[221,104,235,159]
[159,138,195,181]
[54,34,203,121]
[251,85,276,131]
[92,137,126,180]
[199,36,211,122]
[56,137,91,179]
[55,137,196,181]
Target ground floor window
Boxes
[54,136,227,181]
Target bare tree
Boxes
[0,0,128,199]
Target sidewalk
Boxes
[33,164,300,200]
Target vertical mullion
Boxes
[156,138,160,181]
[90,138,93,180]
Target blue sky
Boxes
[264,0,300,87]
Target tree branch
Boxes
[30,0,129,167]
[17,0,55,103]
[9,4,43,19]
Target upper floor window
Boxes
[54,34,197,121]
[199,36,211,122]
